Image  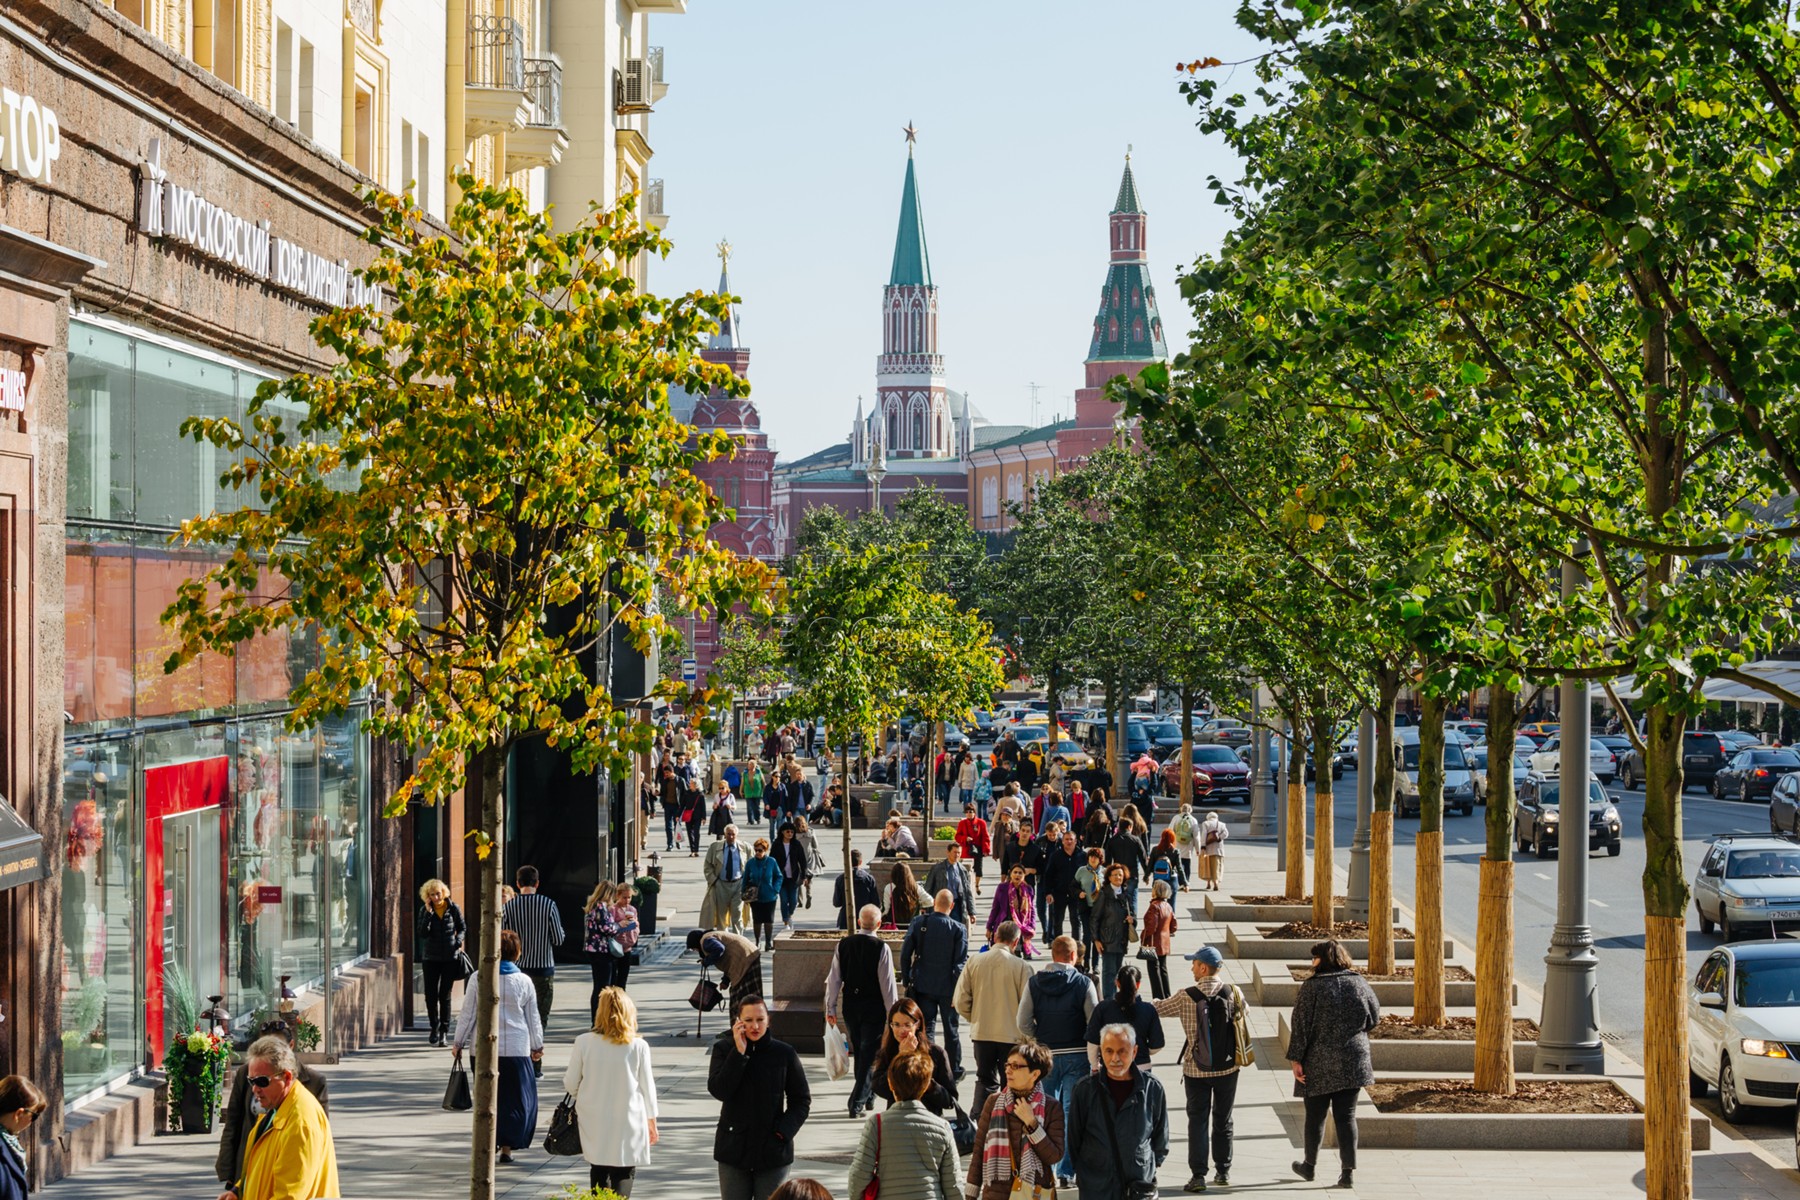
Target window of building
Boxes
[981,476,998,519]
[190,0,240,88]
[416,132,431,212]
[275,21,294,123]
[113,0,144,24]
[298,40,315,140]
[353,87,375,177]
[400,120,414,197]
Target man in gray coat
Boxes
[899,890,970,1079]
[924,841,976,924]
[1066,1024,1169,1200]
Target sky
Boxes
[646,2,1265,462]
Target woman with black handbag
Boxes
[417,878,466,1046]
[562,986,658,1195]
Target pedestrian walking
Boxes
[565,986,658,1196]
[954,803,991,895]
[660,764,684,852]
[1023,823,1055,938]
[966,1040,1066,1199]
[953,920,1036,1112]
[1041,829,1085,941]
[691,928,766,1010]
[870,1000,958,1116]
[1170,804,1201,892]
[744,837,784,951]
[792,814,824,909]
[958,752,980,813]
[1086,964,1164,1070]
[703,825,748,933]
[1016,936,1096,1187]
[826,905,901,1118]
[1090,864,1135,1000]
[502,865,565,1049]
[609,882,641,991]
[746,760,766,827]
[1140,880,1178,1000]
[900,891,971,1080]
[583,880,624,1015]
[987,864,1039,958]
[216,1019,329,1188]
[1075,846,1105,974]
[848,1051,963,1200]
[684,781,706,857]
[216,1037,340,1200]
[1154,946,1246,1193]
[711,780,739,839]
[924,842,977,924]
[832,850,881,932]
[416,878,466,1047]
[1148,828,1182,900]
[771,823,808,931]
[1107,806,1152,918]
[1198,811,1229,892]
[451,929,544,1163]
[1286,939,1381,1189]
[1065,1024,1169,1200]
[0,1077,45,1200]
[883,860,931,929]
[710,994,813,1200]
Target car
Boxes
[1521,721,1561,738]
[1618,730,1728,791]
[1051,739,1094,772]
[1160,744,1252,802]
[1713,749,1800,802]
[1515,773,1622,857]
[1393,728,1477,817]
[1719,730,1765,755]
[1139,720,1185,761]
[1193,718,1252,748]
[1594,734,1635,761]
[966,711,999,745]
[1468,748,1531,806]
[1526,735,1618,783]
[1337,731,1359,769]
[1770,774,1800,838]
[1687,940,1800,1123]
[1447,720,1487,741]
[1693,837,1800,943]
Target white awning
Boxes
[1596,660,1800,704]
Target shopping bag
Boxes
[824,1023,852,1081]
[689,976,724,1012]
[442,1064,472,1111]
[543,1093,583,1156]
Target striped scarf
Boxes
[980,1085,1048,1189]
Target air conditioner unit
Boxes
[617,58,652,112]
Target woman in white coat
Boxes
[563,985,659,1195]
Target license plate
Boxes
[1685,756,1708,765]
[1765,910,1800,921]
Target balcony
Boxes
[464,15,532,141]
[643,178,667,229]
[506,56,569,172]
[648,45,669,103]
[626,0,687,12]
[614,58,654,115]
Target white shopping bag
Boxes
[824,1022,851,1081]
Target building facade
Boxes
[968,419,1070,534]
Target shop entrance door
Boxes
[160,808,222,1049]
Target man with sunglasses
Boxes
[216,1020,329,1188]
[217,1035,340,1200]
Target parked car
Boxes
[1594,734,1635,762]
[1051,739,1094,773]
[1139,720,1185,761]
[1393,728,1477,817]
[1515,773,1622,857]
[1769,774,1800,838]
[1712,749,1800,803]
[1160,744,1252,802]
[967,711,999,745]
[1718,730,1765,755]
[1446,720,1487,743]
[1520,721,1561,739]
[1693,837,1800,943]
[1527,735,1618,783]
[1688,940,1800,1123]
[1193,718,1252,748]
[1337,731,1359,769]
[1618,730,1728,791]
[1468,747,1531,806]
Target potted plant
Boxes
[161,967,230,1134]
[633,874,661,936]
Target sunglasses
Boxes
[246,1074,282,1088]
[10,1109,41,1123]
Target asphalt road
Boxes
[1299,768,1797,1161]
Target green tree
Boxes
[162,178,775,1200]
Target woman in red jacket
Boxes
[955,801,991,895]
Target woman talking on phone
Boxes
[708,993,812,1200]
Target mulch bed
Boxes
[1287,965,1473,982]
[1369,1015,1541,1041]
[1233,894,1347,905]
[1263,921,1415,940]
[1368,1079,1639,1114]
[783,930,904,941]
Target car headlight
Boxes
[1742,1038,1792,1058]
[1728,895,1767,907]
[1601,806,1619,823]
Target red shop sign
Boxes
[257,885,283,904]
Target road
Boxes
[1291,768,1797,1160]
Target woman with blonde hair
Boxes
[583,880,622,1018]
[564,986,659,1195]
[416,878,466,1046]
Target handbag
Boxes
[1098,1080,1158,1200]
[743,885,762,904]
[948,1101,977,1156]
[454,949,476,980]
[442,1063,472,1111]
[543,1093,583,1156]
[605,937,627,958]
[689,975,724,1012]
[860,1112,881,1200]
[1135,944,1159,962]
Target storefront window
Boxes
[134,344,243,527]
[58,737,140,1101]
[67,323,135,523]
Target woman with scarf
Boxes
[966,1039,1065,1200]
[451,929,544,1163]
[987,864,1039,958]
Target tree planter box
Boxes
[1255,964,1507,1008]
[1202,896,1398,924]
[1319,1078,1711,1150]
[1276,1011,1534,1073]
[770,929,908,1003]
[1223,926,1450,961]
[769,997,826,1055]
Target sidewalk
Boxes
[38,796,1798,1199]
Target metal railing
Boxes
[466,14,525,91]
[647,45,665,83]
[523,56,562,127]
[644,178,666,220]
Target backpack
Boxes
[1151,855,1176,888]
[1180,985,1250,1072]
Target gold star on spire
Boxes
[904,121,918,147]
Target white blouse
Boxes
[452,968,544,1057]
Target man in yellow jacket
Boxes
[217,1035,340,1200]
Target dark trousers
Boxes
[1147,953,1171,999]
[1049,898,1074,940]
[422,959,458,1035]
[845,1014,884,1112]
[1302,1089,1359,1170]
[973,1039,1009,1114]
[591,1164,636,1196]
[1184,1071,1239,1177]
[664,808,681,849]
[522,968,554,1031]
[751,901,778,950]
[747,793,763,824]
[589,953,616,1020]
[915,991,962,1075]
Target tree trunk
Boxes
[1643,696,1691,1200]
[1045,663,1060,770]
[1311,708,1335,929]
[1368,670,1401,974]
[1413,691,1446,1026]
[843,739,854,933]
[1474,676,1519,1094]
[1179,685,1194,810]
[467,745,506,1200]
[1285,711,1307,901]
[921,718,937,853]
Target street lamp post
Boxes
[866,436,887,516]
[1535,554,1605,1073]
[1347,707,1376,920]
[1249,684,1276,837]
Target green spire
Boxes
[889,149,933,287]
[1113,155,1143,213]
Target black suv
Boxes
[1617,731,1726,791]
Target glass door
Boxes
[160,808,223,1051]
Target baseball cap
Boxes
[1186,946,1224,968]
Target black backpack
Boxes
[1179,985,1236,1072]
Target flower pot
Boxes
[176,1078,214,1135]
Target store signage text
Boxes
[137,138,383,312]
[0,369,23,413]
[0,87,60,185]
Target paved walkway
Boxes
[39,793,1800,1199]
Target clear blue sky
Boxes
[646,3,1262,461]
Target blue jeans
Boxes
[1045,1052,1089,1179]
[718,1162,790,1200]
[779,879,799,925]
[915,991,962,1077]
[1100,949,1124,1000]
[1123,878,1140,920]
[663,808,680,849]
[747,793,763,824]
[958,786,974,815]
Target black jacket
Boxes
[1025,963,1092,1050]
[417,900,465,962]
[771,837,808,882]
[1041,844,1084,903]
[1086,996,1165,1066]
[708,1031,812,1170]
[1066,1068,1168,1200]
[900,911,969,998]
[1105,831,1149,881]
[832,868,881,924]
[872,1039,957,1115]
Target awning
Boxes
[0,794,46,892]
[1596,659,1800,704]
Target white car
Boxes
[1527,735,1617,782]
[1688,939,1800,1122]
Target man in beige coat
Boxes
[953,919,1036,1113]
